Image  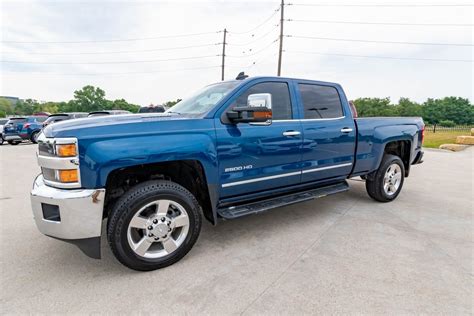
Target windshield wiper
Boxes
[166,111,181,115]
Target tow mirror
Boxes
[227,93,272,124]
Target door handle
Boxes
[340,128,353,133]
[282,130,301,137]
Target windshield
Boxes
[166,81,240,115]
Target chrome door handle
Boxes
[340,128,353,133]
[283,130,301,137]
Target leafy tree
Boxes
[422,97,473,125]
[108,99,140,113]
[70,85,107,112]
[396,98,422,117]
[163,99,182,109]
[353,97,397,117]
[0,98,13,116]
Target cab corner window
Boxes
[231,82,292,120]
[298,84,343,119]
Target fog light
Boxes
[56,144,77,157]
[58,170,78,183]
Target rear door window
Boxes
[298,84,344,119]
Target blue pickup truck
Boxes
[31,76,424,271]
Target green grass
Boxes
[423,130,469,148]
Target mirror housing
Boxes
[227,93,272,123]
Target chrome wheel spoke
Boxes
[134,237,153,256]
[162,238,178,254]
[156,200,170,217]
[129,216,148,229]
[173,214,189,228]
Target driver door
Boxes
[215,80,303,198]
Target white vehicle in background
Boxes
[0,118,9,145]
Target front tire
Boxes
[365,154,405,202]
[0,136,3,145]
[107,180,202,271]
[8,141,20,145]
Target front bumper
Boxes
[30,175,106,258]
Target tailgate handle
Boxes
[341,127,353,133]
[282,130,301,137]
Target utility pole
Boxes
[221,28,227,81]
[277,0,284,76]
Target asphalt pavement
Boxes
[0,143,472,314]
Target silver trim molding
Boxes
[302,162,353,174]
[222,171,301,188]
[222,162,353,187]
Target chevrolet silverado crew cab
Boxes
[31,76,424,271]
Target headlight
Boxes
[37,137,81,189]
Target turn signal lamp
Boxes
[58,170,79,183]
[56,144,77,157]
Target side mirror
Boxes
[227,93,272,123]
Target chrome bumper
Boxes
[30,175,106,258]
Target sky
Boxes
[1,0,473,106]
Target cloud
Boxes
[1,0,472,105]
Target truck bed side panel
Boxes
[353,117,423,175]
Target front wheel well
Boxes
[104,160,214,224]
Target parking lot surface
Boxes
[0,143,472,314]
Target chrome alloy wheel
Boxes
[383,163,402,196]
[127,199,190,258]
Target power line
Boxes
[285,50,474,63]
[226,25,280,46]
[3,65,221,76]
[2,43,220,56]
[0,55,219,65]
[287,3,474,7]
[1,31,222,44]
[226,38,279,58]
[228,6,280,35]
[288,19,474,27]
[288,35,474,47]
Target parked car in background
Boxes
[0,118,9,145]
[138,105,165,113]
[88,110,131,117]
[43,113,88,127]
[3,115,48,144]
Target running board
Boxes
[217,181,349,220]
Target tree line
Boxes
[1,85,472,126]
[0,85,143,118]
[353,97,473,126]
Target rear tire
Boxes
[0,136,3,145]
[365,154,405,202]
[8,141,20,145]
[107,180,202,271]
[30,131,40,144]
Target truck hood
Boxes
[42,113,192,138]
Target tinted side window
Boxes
[298,84,343,119]
[231,82,292,120]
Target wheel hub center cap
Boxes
[152,223,169,238]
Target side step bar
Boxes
[217,181,349,220]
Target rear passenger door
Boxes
[296,82,356,183]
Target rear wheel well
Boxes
[384,140,411,176]
[104,160,214,224]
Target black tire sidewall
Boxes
[108,181,202,271]
[366,154,405,202]
[30,131,39,143]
